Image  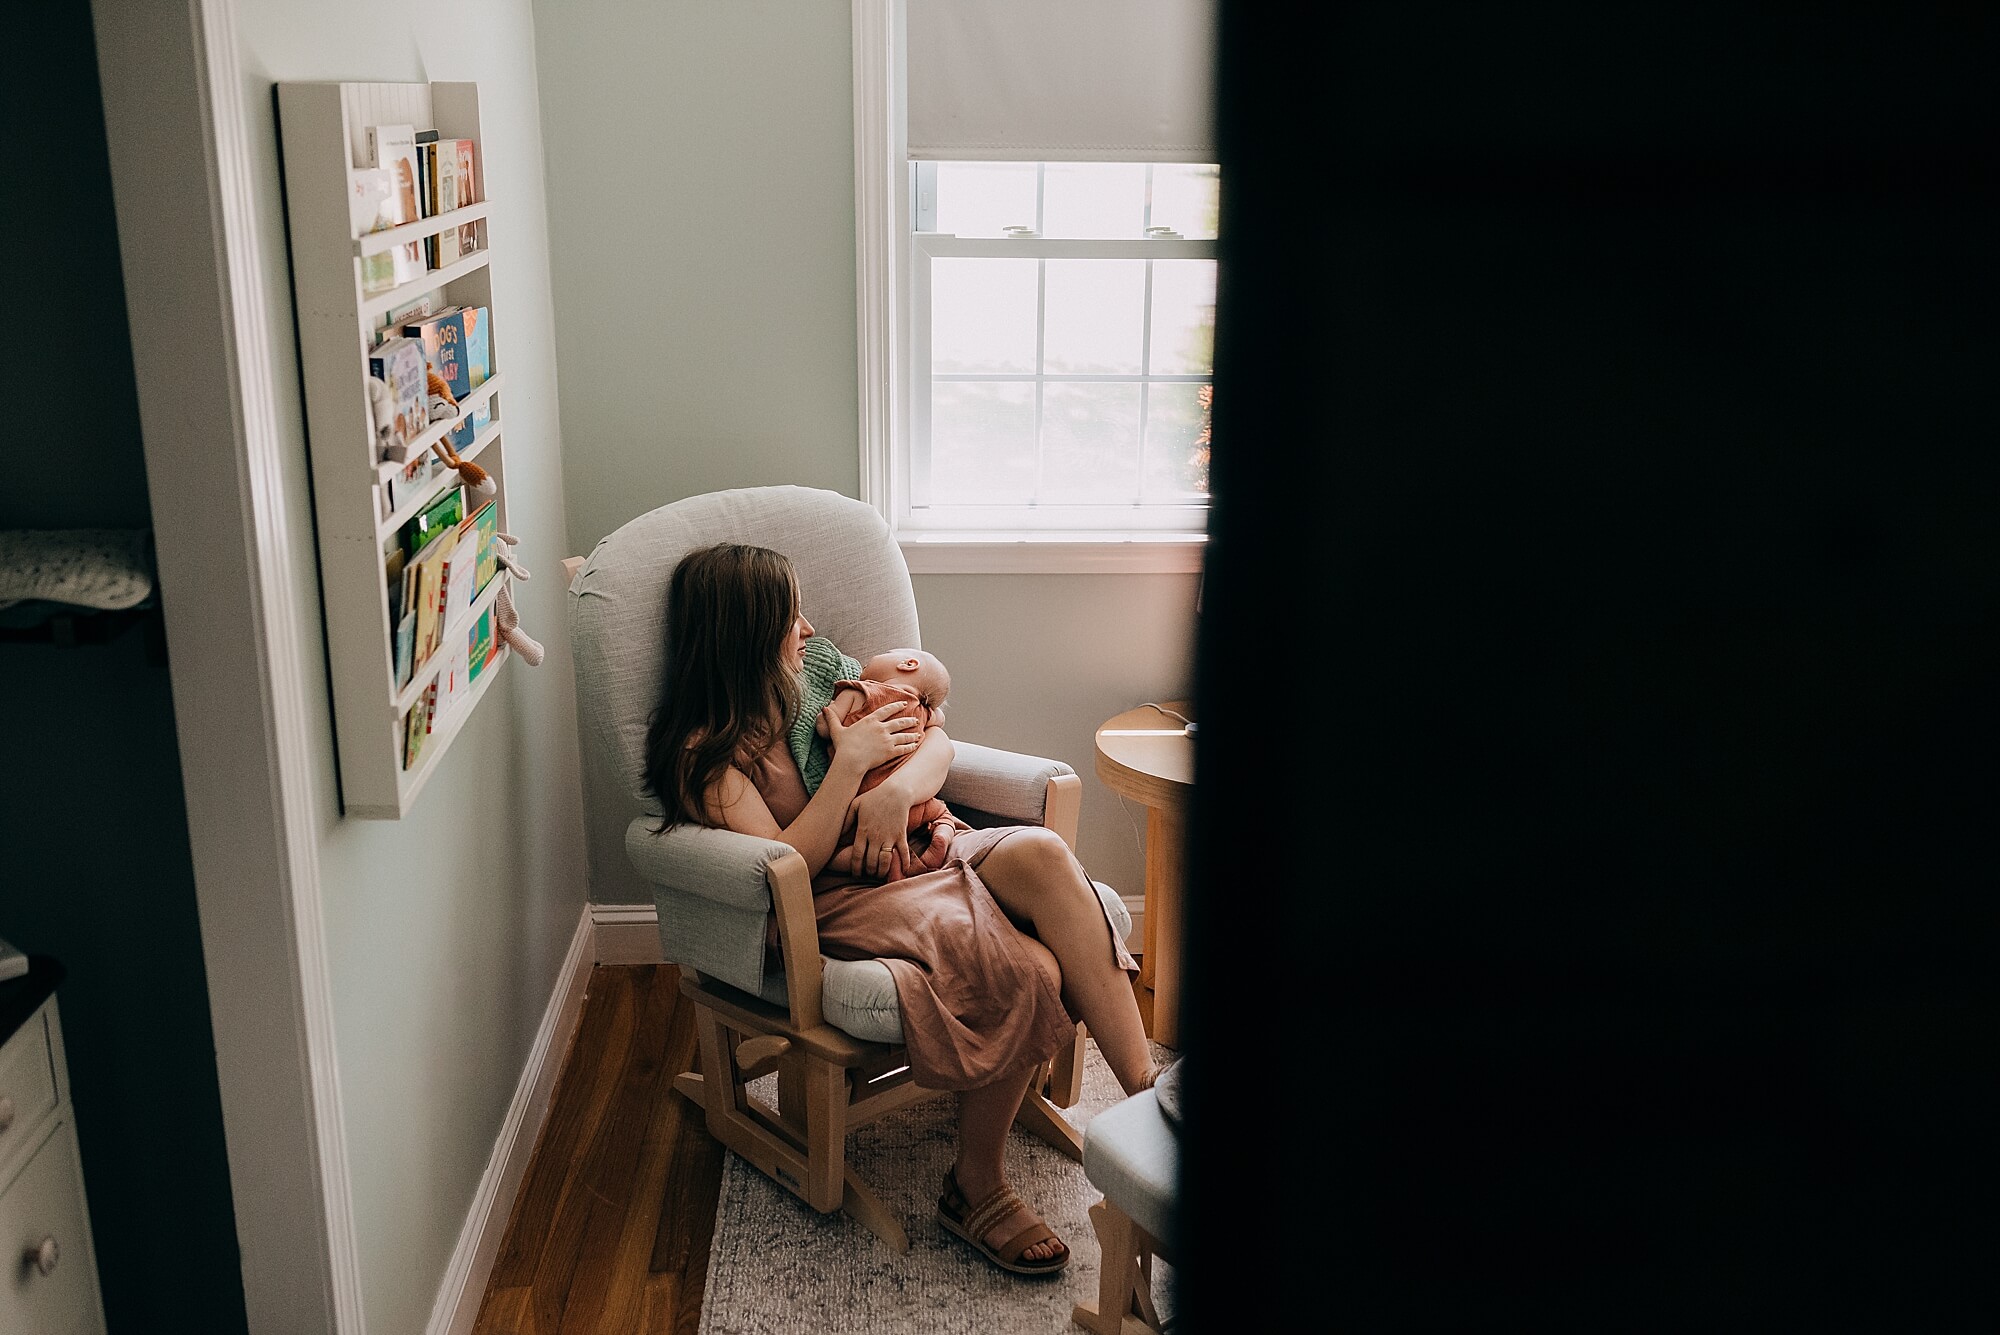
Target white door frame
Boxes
[90,0,363,1329]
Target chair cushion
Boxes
[1083,1087,1179,1246]
[758,881,1133,1044]
[570,485,921,813]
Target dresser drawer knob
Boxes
[0,1094,14,1134]
[25,1236,59,1277]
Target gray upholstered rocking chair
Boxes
[567,484,1128,1249]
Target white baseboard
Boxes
[1122,894,1144,951]
[428,903,596,1335]
[592,902,667,965]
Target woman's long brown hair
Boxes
[643,543,802,829]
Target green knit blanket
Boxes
[788,636,863,795]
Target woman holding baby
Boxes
[642,541,1156,1277]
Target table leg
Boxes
[1142,806,1184,1049]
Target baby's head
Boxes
[860,648,950,716]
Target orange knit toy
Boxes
[424,370,494,496]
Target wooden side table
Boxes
[1094,702,1194,1049]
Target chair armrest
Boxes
[625,817,826,1016]
[624,818,795,913]
[940,740,1076,827]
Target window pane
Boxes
[1043,162,1146,238]
[931,258,1038,373]
[928,381,1037,504]
[1043,260,1144,375]
[1043,382,1141,503]
[1148,260,1217,375]
[1148,164,1220,239]
[1143,382,1212,498]
[933,161,1038,237]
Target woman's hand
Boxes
[821,699,923,774]
[847,782,914,881]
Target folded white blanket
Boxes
[0,529,154,612]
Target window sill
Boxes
[896,531,1207,575]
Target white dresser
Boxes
[0,961,106,1335]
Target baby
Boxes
[817,647,972,881]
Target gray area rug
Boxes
[698,1039,1177,1334]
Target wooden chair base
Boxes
[1071,1198,1168,1335]
[674,972,1088,1250]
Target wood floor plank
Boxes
[481,967,646,1333]
[485,968,639,1290]
[581,972,695,1335]
[586,1097,687,1333]
[641,1270,701,1335]
[551,965,679,1334]
[470,1285,533,1335]
[649,977,725,1282]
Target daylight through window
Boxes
[907,161,1218,534]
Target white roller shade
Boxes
[905,0,1217,163]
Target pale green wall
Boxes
[229,3,586,1331]
[533,0,1200,909]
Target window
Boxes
[854,1,1217,573]
[911,161,1218,533]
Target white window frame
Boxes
[852,1,1208,575]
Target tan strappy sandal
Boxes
[937,1169,1071,1277]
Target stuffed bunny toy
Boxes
[489,532,542,666]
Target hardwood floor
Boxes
[470,962,1153,1334]
[472,965,723,1335]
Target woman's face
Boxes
[784,605,815,673]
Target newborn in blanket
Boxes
[816,648,973,881]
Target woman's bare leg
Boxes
[976,828,1158,1096]
[950,1066,1063,1263]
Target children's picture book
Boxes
[416,135,437,203]
[349,167,401,295]
[461,306,492,432]
[453,139,478,204]
[437,640,472,724]
[403,681,437,770]
[461,497,499,595]
[393,608,416,690]
[385,453,437,513]
[466,607,495,682]
[415,132,442,266]
[383,541,406,603]
[407,527,454,669]
[403,485,465,559]
[367,122,419,222]
[452,139,479,255]
[348,166,395,236]
[403,309,475,450]
[381,294,436,339]
[365,122,424,287]
[366,336,428,462]
[439,525,482,629]
[397,541,425,656]
[433,144,462,268]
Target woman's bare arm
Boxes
[705,702,920,875]
[846,726,954,878]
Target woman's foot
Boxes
[1152,1055,1184,1131]
[938,1168,1070,1275]
[1132,1051,1177,1095]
